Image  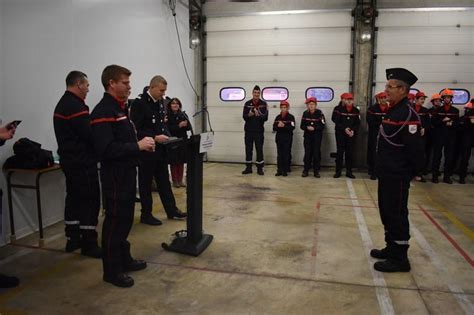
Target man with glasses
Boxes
[371,68,424,272]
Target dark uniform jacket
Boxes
[460,107,474,139]
[431,105,460,136]
[376,97,424,180]
[331,103,343,124]
[243,99,268,132]
[300,109,325,137]
[273,113,295,141]
[130,87,171,161]
[90,93,140,168]
[413,104,431,130]
[367,103,388,130]
[334,106,360,133]
[53,91,96,168]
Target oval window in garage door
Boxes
[262,87,289,102]
[438,88,470,105]
[219,87,246,101]
[305,87,334,102]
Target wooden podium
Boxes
[162,134,213,256]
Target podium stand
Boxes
[162,134,213,256]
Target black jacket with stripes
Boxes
[90,93,140,168]
[53,91,96,168]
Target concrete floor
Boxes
[0,163,473,314]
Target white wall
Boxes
[0,0,195,243]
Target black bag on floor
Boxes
[3,138,54,169]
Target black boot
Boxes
[314,171,320,178]
[0,274,19,288]
[65,239,81,253]
[140,212,163,225]
[167,208,187,219]
[81,230,102,258]
[301,170,308,177]
[443,176,453,184]
[374,259,411,272]
[370,247,389,259]
[432,176,439,183]
[459,176,466,184]
[257,166,264,176]
[81,243,102,259]
[346,172,355,179]
[242,164,252,174]
[103,273,134,288]
[333,170,341,178]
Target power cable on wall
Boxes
[169,0,198,98]
[168,0,213,132]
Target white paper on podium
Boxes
[199,132,214,153]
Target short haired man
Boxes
[242,85,268,175]
[53,71,101,258]
[130,75,187,226]
[91,65,155,287]
[371,68,424,272]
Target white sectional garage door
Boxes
[206,11,352,165]
[375,9,474,102]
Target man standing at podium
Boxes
[130,75,187,226]
[53,71,102,258]
[91,65,155,287]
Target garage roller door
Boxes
[206,11,352,165]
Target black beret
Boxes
[253,85,260,91]
[386,68,418,86]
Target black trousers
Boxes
[244,131,264,167]
[432,132,456,178]
[335,131,355,172]
[100,166,136,276]
[303,134,322,172]
[367,128,378,175]
[378,177,410,259]
[138,158,177,216]
[424,129,434,173]
[63,165,100,244]
[459,132,474,178]
[276,137,291,172]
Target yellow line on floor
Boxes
[422,189,474,241]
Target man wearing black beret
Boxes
[371,68,424,272]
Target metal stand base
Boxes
[162,234,213,257]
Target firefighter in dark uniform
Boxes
[459,99,474,184]
[273,100,295,176]
[413,91,431,182]
[300,97,325,178]
[431,89,460,184]
[424,93,442,175]
[242,85,268,175]
[333,93,360,178]
[367,91,389,180]
[371,68,424,272]
[91,65,155,288]
[130,75,187,225]
[53,71,102,258]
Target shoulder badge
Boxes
[408,124,417,134]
